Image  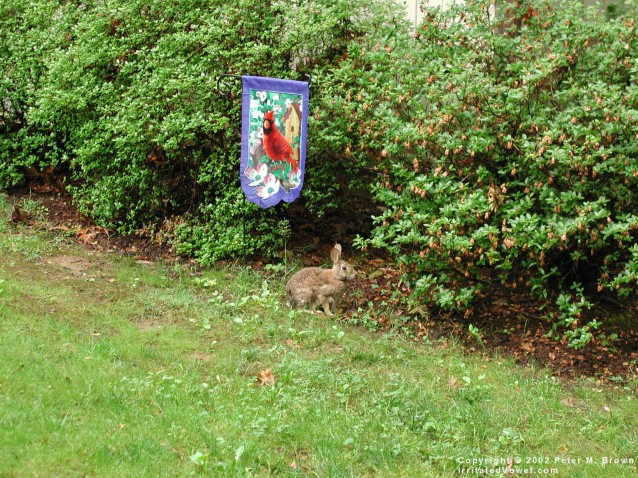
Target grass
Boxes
[0,193,636,477]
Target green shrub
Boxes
[0,1,75,187]
[319,0,638,340]
[1,0,405,256]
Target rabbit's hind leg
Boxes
[319,296,333,316]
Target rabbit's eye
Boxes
[341,265,347,271]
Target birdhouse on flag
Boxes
[240,76,309,208]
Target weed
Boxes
[468,324,486,350]
[347,303,380,332]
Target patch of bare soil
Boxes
[11,188,178,264]
[7,188,638,384]
[46,256,92,276]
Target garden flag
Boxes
[240,76,309,208]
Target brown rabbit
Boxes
[286,243,356,316]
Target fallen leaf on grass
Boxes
[257,369,276,386]
[285,339,303,349]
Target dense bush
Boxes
[318,0,637,344]
[0,1,75,188]
[2,0,636,344]
[1,0,405,260]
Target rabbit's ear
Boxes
[331,243,342,263]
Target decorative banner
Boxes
[240,76,309,208]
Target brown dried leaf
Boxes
[285,339,303,349]
[257,369,276,386]
[75,226,108,245]
[10,206,30,224]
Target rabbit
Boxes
[286,243,357,316]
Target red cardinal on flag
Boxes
[262,110,298,172]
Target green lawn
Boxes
[0,194,636,477]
